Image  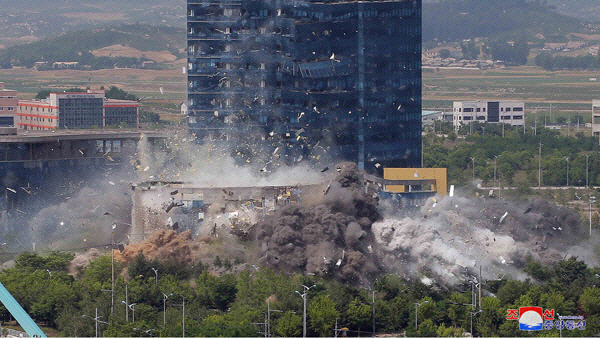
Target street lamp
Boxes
[82,308,107,338]
[151,268,159,287]
[590,196,596,237]
[122,284,129,322]
[565,157,570,187]
[414,301,429,329]
[470,310,483,337]
[295,284,316,338]
[163,293,173,326]
[128,303,137,323]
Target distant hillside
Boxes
[424,0,591,42]
[0,24,185,70]
[546,0,600,21]
[0,0,184,46]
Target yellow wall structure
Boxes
[383,168,448,196]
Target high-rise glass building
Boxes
[187,0,421,172]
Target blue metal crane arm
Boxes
[0,281,46,337]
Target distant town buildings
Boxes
[452,100,525,129]
[0,83,17,127]
[422,110,452,126]
[187,0,423,172]
[17,89,139,130]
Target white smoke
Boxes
[373,193,598,286]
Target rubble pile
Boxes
[115,229,200,266]
[253,163,381,283]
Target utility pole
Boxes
[296,284,316,338]
[565,157,570,187]
[494,155,498,189]
[372,290,375,337]
[182,295,185,338]
[479,266,482,309]
[82,308,107,338]
[587,155,590,188]
[538,142,543,188]
[534,111,537,136]
[110,225,115,317]
[470,157,475,182]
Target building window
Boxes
[476,108,481,112]
[464,108,474,112]
[513,115,523,120]
[506,107,511,112]
[513,107,523,112]
[464,116,472,120]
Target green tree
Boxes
[580,287,600,316]
[417,319,437,337]
[439,49,451,59]
[346,298,371,331]
[105,86,138,101]
[275,312,302,337]
[308,295,339,337]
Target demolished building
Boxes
[187,0,422,173]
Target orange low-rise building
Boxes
[17,89,139,131]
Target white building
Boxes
[592,100,600,137]
[452,100,525,129]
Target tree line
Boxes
[535,52,600,70]
[0,251,599,337]
[425,123,600,188]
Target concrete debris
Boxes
[499,212,508,224]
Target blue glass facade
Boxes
[187,0,422,172]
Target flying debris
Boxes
[499,212,508,224]
[170,190,179,196]
[159,87,164,94]
[6,188,16,194]
[321,167,329,173]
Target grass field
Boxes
[3,64,600,120]
[0,66,186,115]
[424,66,600,114]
